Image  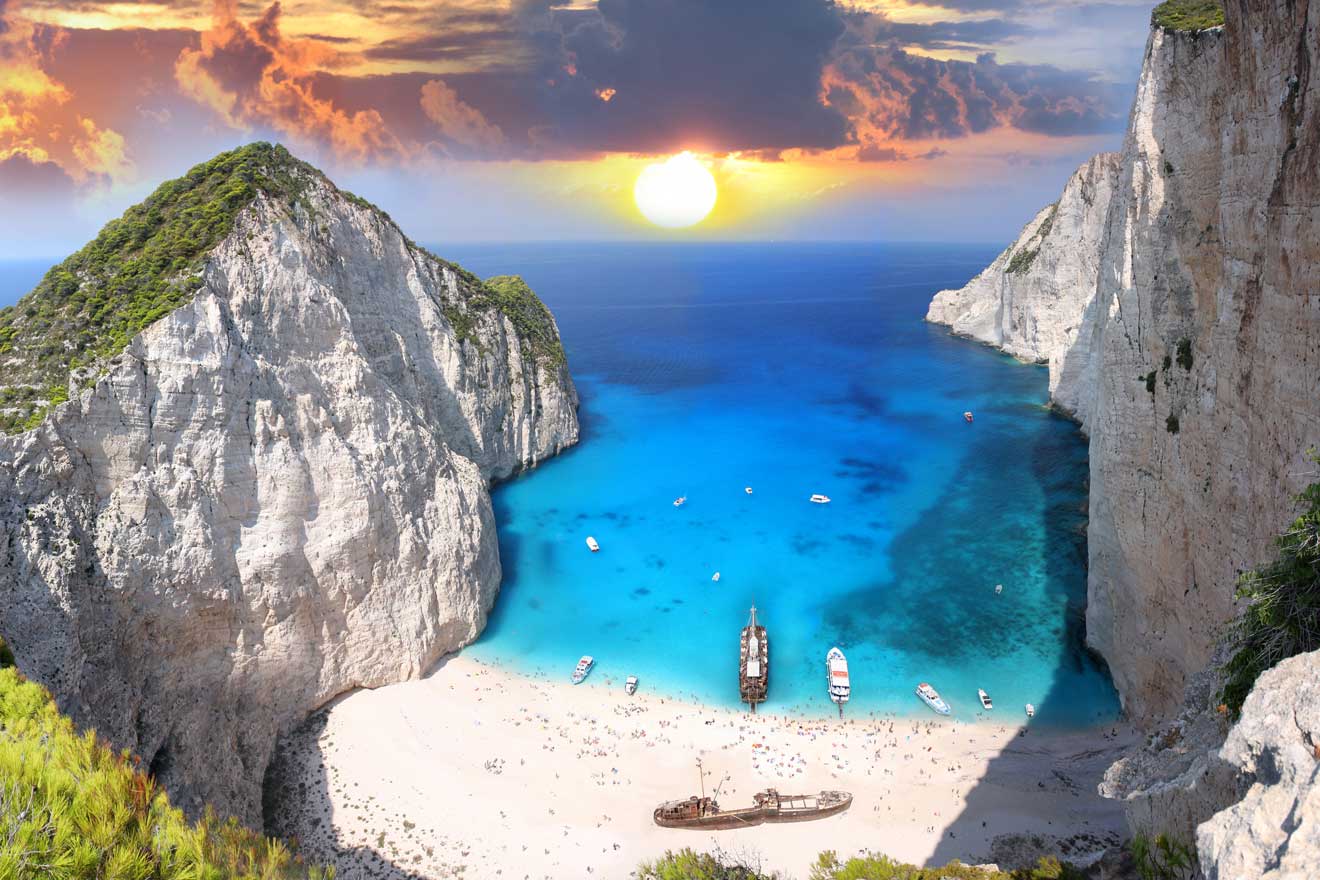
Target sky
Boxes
[0,0,1158,258]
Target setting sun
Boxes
[633,152,717,228]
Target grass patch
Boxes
[1219,451,1320,716]
[0,665,331,878]
[1152,0,1224,31]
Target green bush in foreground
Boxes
[1131,834,1199,880]
[0,665,330,879]
[1151,0,1224,31]
[638,849,1086,880]
[1220,451,1320,715]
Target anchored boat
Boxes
[739,606,769,713]
[586,536,600,552]
[915,682,951,716]
[654,789,852,829]
[826,647,850,717]
[809,494,831,504]
[571,655,594,684]
[978,688,993,710]
[625,675,639,695]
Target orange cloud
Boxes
[0,0,132,185]
[419,79,506,156]
[175,0,402,162]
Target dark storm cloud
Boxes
[0,152,77,198]
[523,0,852,153]
[825,14,1128,146]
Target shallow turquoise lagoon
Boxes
[446,242,1119,726]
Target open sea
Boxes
[0,243,1120,726]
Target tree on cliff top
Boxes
[1220,450,1320,716]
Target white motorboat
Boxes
[712,571,721,582]
[978,688,993,710]
[572,655,595,684]
[745,487,754,495]
[964,411,974,423]
[826,647,850,716]
[1025,703,1035,718]
[915,682,951,716]
[586,536,600,552]
[625,675,639,695]
[995,584,1003,595]
[673,496,687,507]
[809,494,831,504]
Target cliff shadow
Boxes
[920,407,1134,871]
[264,708,437,880]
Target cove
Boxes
[441,242,1119,725]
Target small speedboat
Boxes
[995,584,1003,595]
[978,688,993,710]
[586,536,600,552]
[712,571,721,582]
[964,411,974,423]
[810,494,831,504]
[625,675,639,695]
[572,655,594,684]
[827,647,850,716]
[915,682,951,716]
[745,487,754,495]
[1025,703,1035,718]
[673,496,687,508]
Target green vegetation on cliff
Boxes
[0,141,566,434]
[1151,0,1224,31]
[0,662,330,879]
[1220,452,1320,715]
[0,142,317,434]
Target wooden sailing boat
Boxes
[739,605,768,712]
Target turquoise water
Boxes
[446,242,1119,726]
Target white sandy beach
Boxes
[268,655,1136,880]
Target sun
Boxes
[634,152,717,228]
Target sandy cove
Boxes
[266,654,1137,880]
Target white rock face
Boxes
[926,152,1120,421]
[1197,650,1320,880]
[928,4,1320,725]
[0,174,578,825]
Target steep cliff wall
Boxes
[926,152,1121,421]
[928,2,1320,725]
[0,147,579,825]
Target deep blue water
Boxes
[443,242,1119,726]
[0,244,1119,725]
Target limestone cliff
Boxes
[0,144,579,825]
[925,152,1121,421]
[927,2,1320,725]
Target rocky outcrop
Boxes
[0,152,578,825]
[1102,649,1320,879]
[928,1,1320,725]
[925,152,1121,421]
[1197,650,1320,879]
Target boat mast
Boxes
[697,758,705,800]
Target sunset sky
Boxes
[0,0,1156,257]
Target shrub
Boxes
[1142,371,1157,394]
[1131,834,1199,880]
[1006,247,1040,275]
[0,666,331,879]
[1176,338,1193,370]
[1219,452,1320,715]
[1166,414,1180,434]
[1151,0,1224,31]
[638,848,777,879]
